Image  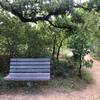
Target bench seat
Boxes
[4,58,50,81]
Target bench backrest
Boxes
[5,58,50,81]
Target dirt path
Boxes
[0,55,100,100]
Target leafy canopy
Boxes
[0,0,99,28]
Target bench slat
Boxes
[10,62,50,65]
[11,58,50,62]
[9,73,50,77]
[4,76,50,81]
[10,68,50,73]
[10,65,50,69]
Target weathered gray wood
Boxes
[10,65,50,69]
[4,58,51,81]
[10,62,50,65]
[11,58,50,62]
[4,76,50,81]
[9,73,50,77]
[10,68,50,73]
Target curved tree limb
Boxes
[0,0,99,28]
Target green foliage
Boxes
[24,24,52,57]
[0,11,70,75]
[51,59,78,78]
[67,10,95,77]
[0,55,9,75]
[51,61,68,78]
[82,70,93,84]
[0,11,26,57]
[0,12,53,57]
[88,0,100,12]
[91,16,100,58]
[83,60,93,68]
[0,2,99,80]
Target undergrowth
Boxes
[0,70,93,94]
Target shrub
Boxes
[51,59,77,78]
[0,55,10,75]
[82,70,93,84]
[83,59,93,68]
[51,61,67,78]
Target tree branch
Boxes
[0,0,96,27]
[48,20,68,29]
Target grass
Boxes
[82,70,93,84]
[0,71,93,94]
[47,77,88,91]
[90,53,100,60]
[94,57,100,60]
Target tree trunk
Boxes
[6,38,13,57]
[78,53,82,78]
[56,38,65,61]
[52,34,57,62]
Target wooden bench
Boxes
[4,58,50,81]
